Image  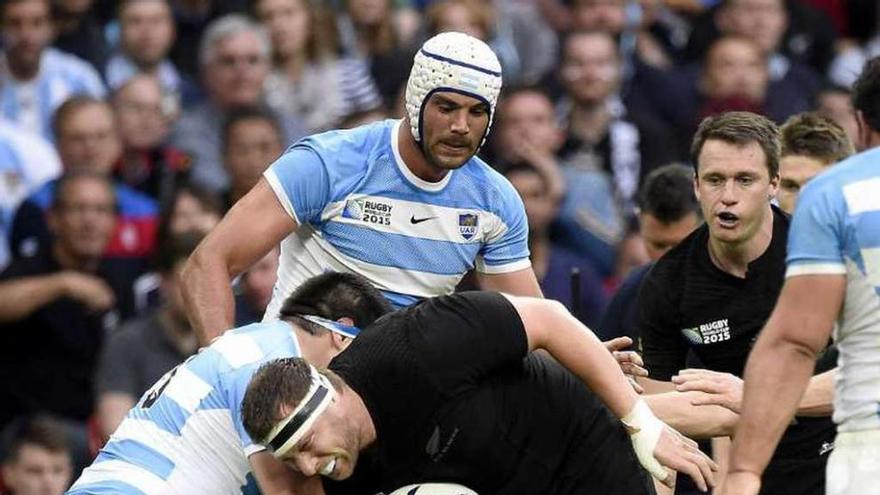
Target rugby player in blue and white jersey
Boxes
[182,31,544,344]
[67,272,392,494]
[720,56,880,495]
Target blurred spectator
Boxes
[669,35,817,155]
[0,121,61,270]
[552,30,676,276]
[233,245,279,326]
[156,181,224,242]
[254,0,384,134]
[597,163,701,342]
[336,0,414,108]
[0,0,105,140]
[171,14,304,194]
[112,75,189,204]
[0,172,138,443]
[504,162,607,327]
[686,0,837,75]
[0,416,72,495]
[815,84,859,147]
[556,30,677,208]
[424,0,558,86]
[51,0,109,71]
[134,181,223,313]
[94,232,201,440]
[105,0,194,107]
[167,0,248,81]
[222,107,284,205]
[490,86,565,199]
[777,112,854,214]
[9,96,158,261]
[688,0,823,110]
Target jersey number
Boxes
[141,367,179,408]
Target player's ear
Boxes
[331,332,351,351]
[336,316,355,327]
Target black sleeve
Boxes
[409,291,528,397]
[10,200,50,259]
[635,266,687,381]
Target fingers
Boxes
[673,378,721,394]
[627,376,645,394]
[604,336,634,352]
[688,392,725,407]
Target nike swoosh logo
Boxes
[410,215,437,224]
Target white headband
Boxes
[264,364,336,458]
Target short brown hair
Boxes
[691,111,780,177]
[1,416,70,464]
[241,358,343,445]
[780,112,854,165]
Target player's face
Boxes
[279,400,362,480]
[420,92,489,172]
[777,154,826,214]
[695,139,778,247]
[639,211,702,261]
[1,445,72,495]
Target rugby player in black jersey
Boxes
[636,112,836,495]
[241,292,720,495]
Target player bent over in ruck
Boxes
[243,292,717,495]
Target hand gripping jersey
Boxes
[67,321,303,495]
[262,119,530,315]
[786,147,880,433]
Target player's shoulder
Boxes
[800,148,880,212]
[289,119,393,158]
[209,320,300,370]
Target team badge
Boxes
[458,213,478,240]
[342,199,365,220]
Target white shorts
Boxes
[827,430,880,495]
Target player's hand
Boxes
[651,426,717,492]
[672,369,744,413]
[604,337,648,393]
[715,471,761,495]
[59,271,116,312]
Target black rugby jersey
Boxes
[636,206,834,494]
[324,292,654,495]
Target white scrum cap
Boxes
[388,483,479,495]
[404,31,503,147]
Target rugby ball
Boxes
[388,483,478,495]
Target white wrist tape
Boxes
[621,399,668,482]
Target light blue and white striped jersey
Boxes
[262,119,529,315]
[0,120,61,269]
[67,321,302,495]
[786,146,880,432]
[0,48,106,140]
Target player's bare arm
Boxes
[182,178,297,343]
[721,274,845,495]
[503,294,718,492]
[475,267,543,297]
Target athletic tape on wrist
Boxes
[264,365,335,458]
[621,399,668,481]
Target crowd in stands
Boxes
[0,0,874,492]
